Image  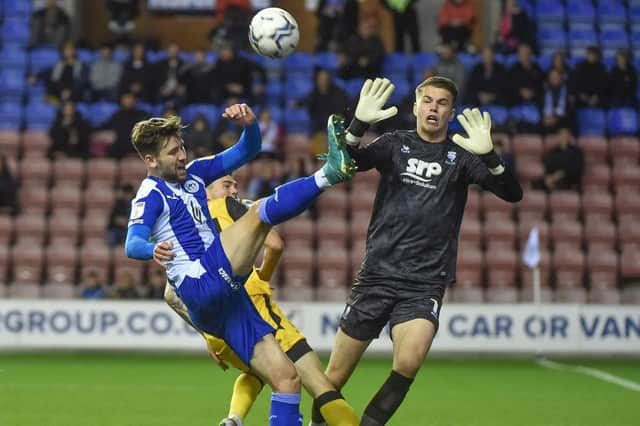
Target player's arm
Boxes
[125,190,167,261]
[344,78,398,172]
[256,229,283,281]
[163,282,229,370]
[186,104,261,185]
[453,108,523,202]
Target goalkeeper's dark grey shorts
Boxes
[339,280,446,341]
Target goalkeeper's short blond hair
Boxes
[131,115,184,158]
[415,76,459,104]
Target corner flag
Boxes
[522,227,540,269]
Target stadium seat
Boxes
[581,164,611,193]
[279,216,314,243]
[49,185,83,215]
[388,79,410,105]
[536,0,565,22]
[14,214,47,245]
[597,1,627,25]
[0,215,13,247]
[0,69,26,102]
[484,219,517,251]
[588,288,621,304]
[21,130,51,157]
[621,286,640,304]
[314,186,348,219]
[577,136,609,165]
[577,108,607,136]
[480,105,508,128]
[587,247,619,290]
[584,217,617,251]
[566,0,596,23]
[52,157,86,188]
[17,186,49,215]
[457,52,480,75]
[452,286,484,303]
[581,192,613,224]
[549,191,581,221]
[79,242,112,282]
[610,136,640,161]
[283,107,310,133]
[537,27,567,53]
[516,161,544,186]
[280,246,314,271]
[553,249,586,289]
[283,78,313,103]
[7,283,42,298]
[551,219,583,252]
[349,210,371,243]
[607,108,639,136]
[89,102,119,127]
[19,155,51,187]
[482,191,516,221]
[42,282,76,299]
[118,156,147,185]
[350,166,380,193]
[612,165,640,193]
[345,78,366,99]
[86,158,118,187]
[111,246,146,284]
[263,80,283,106]
[0,130,21,157]
[486,249,518,288]
[569,28,598,48]
[316,217,349,249]
[412,52,438,83]
[25,102,57,131]
[510,104,541,126]
[315,284,348,302]
[76,48,95,65]
[383,53,411,81]
[0,102,23,130]
[463,189,481,220]
[456,247,484,289]
[313,52,339,72]
[317,251,349,288]
[1,18,30,45]
[617,216,640,247]
[29,47,61,74]
[349,187,377,214]
[284,52,315,80]
[279,268,315,301]
[517,190,548,222]
[11,242,44,284]
[486,285,519,303]
[45,245,78,285]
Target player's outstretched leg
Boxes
[257,114,355,226]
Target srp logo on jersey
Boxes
[401,158,442,183]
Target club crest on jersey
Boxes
[445,151,457,165]
[184,179,199,193]
[401,144,411,154]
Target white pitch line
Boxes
[537,358,640,392]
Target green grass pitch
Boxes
[0,353,638,425]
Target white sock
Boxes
[313,169,331,189]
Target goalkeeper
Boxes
[311,76,523,426]
[164,174,359,426]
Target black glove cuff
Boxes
[347,117,370,138]
[479,150,503,169]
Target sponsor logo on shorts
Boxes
[218,267,241,290]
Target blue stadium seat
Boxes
[284,52,315,80]
[178,51,195,63]
[388,79,410,105]
[4,0,32,16]
[412,52,438,84]
[537,27,567,52]
[599,29,629,50]
[112,49,131,64]
[537,55,553,71]
[608,108,639,136]
[567,0,595,24]
[383,53,410,81]
[597,1,627,25]
[147,50,168,63]
[0,102,23,130]
[480,105,509,127]
[283,107,310,133]
[29,47,61,75]
[89,101,119,127]
[510,103,541,125]
[518,0,535,18]
[346,78,366,99]
[136,102,155,115]
[577,108,607,136]
[259,57,284,82]
[205,51,218,64]
[569,29,598,48]
[26,81,47,103]
[25,102,57,131]
[284,78,313,104]
[0,48,28,70]
[1,18,31,45]
[631,4,640,24]
[0,69,25,102]
[457,52,480,75]
[75,102,91,121]
[536,0,565,23]
[631,30,640,49]
[76,48,95,64]
[264,80,284,106]
[314,52,339,72]
[180,104,220,129]
[256,105,283,124]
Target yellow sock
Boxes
[228,373,263,420]
[319,398,360,426]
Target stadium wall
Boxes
[0,301,638,356]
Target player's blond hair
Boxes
[131,115,184,158]
[415,76,458,103]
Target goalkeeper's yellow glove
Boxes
[346,78,398,145]
[452,108,505,175]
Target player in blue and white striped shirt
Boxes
[124,103,354,426]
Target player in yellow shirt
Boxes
[164,174,358,426]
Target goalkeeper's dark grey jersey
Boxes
[348,130,522,286]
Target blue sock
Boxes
[270,392,302,426]
[259,176,321,226]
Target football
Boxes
[248,7,299,59]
